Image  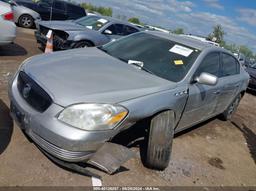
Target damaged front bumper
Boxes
[34,30,74,50]
[8,74,134,175]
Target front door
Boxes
[177,52,221,130]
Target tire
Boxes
[221,94,241,121]
[73,41,93,48]
[18,14,34,28]
[145,110,174,170]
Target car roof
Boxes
[146,31,227,52]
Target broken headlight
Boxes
[58,104,128,131]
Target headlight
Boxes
[58,104,128,131]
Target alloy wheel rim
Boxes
[21,17,32,27]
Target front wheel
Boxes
[145,111,174,170]
[221,94,241,121]
[18,14,34,28]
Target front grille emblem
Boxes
[22,83,31,99]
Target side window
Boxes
[221,53,240,77]
[105,24,124,35]
[195,52,220,77]
[105,24,116,35]
[123,25,139,35]
[53,1,64,10]
[114,24,125,35]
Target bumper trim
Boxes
[29,131,94,162]
[38,146,101,179]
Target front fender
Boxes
[67,31,109,46]
[119,86,189,128]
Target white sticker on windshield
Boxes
[169,45,193,57]
[98,18,108,24]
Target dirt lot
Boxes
[0,28,255,187]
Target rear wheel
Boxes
[145,111,174,170]
[18,14,34,28]
[73,41,93,48]
[221,94,241,121]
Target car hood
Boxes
[39,20,89,31]
[22,48,176,106]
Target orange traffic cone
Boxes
[45,30,53,53]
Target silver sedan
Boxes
[9,32,249,173]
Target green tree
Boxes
[173,28,184,34]
[223,43,238,53]
[239,45,254,58]
[128,17,141,25]
[208,24,225,44]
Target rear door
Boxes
[215,53,241,113]
[177,52,222,130]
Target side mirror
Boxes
[103,29,112,35]
[195,72,218,86]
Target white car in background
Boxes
[1,0,41,28]
[0,1,16,46]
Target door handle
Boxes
[213,90,221,94]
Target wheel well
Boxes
[77,40,95,47]
[19,14,34,21]
[241,90,246,98]
[150,109,176,121]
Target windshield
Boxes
[100,33,201,82]
[75,16,109,31]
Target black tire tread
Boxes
[146,110,174,170]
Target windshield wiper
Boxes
[97,50,154,75]
[128,60,154,75]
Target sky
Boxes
[79,0,256,53]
